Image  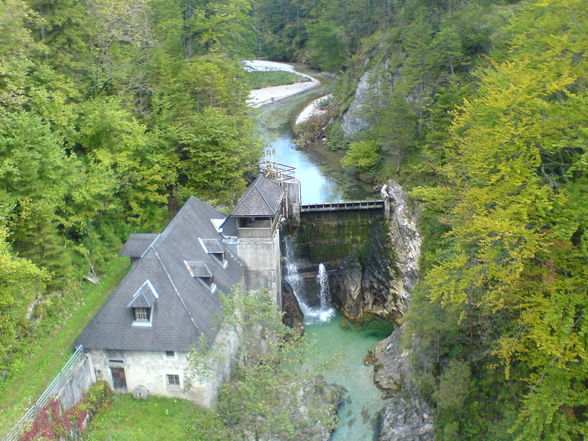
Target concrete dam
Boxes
[254,161,397,323]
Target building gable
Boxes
[230,174,285,217]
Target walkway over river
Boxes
[301,200,384,213]
[261,160,388,222]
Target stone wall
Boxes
[294,210,385,264]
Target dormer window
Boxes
[199,238,226,267]
[127,280,158,326]
[184,260,217,292]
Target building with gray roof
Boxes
[76,175,289,407]
[76,196,247,406]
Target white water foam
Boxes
[284,237,335,324]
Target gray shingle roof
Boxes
[76,197,244,352]
[119,233,159,257]
[230,174,284,217]
[219,216,237,237]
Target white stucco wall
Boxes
[87,325,240,408]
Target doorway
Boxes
[110,367,127,391]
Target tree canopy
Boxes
[0,0,260,377]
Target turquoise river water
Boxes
[257,76,393,440]
[304,315,393,441]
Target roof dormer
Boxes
[127,280,159,326]
[199,238,226,266]
[184,261,217,292]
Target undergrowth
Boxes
[0,258,129,435]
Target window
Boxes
[184,260,216,291]
[199,238,225,265]
[133,307,151,322]
[167,374,180,387]
[165,351,175,358]
[211,252,225,265]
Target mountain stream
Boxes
[252,61,392,440]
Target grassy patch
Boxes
[246,70,310,89]
[83,394,199,441]
[0,258,129,435]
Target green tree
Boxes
[342,140,381,174]
[305,20,347,72]
[27,0,95,79]
[0,224,47,367]
[172,107,260,203]
[0,110,80,281]
[173,0,254,58]
[411,0,588,438]
[399,12,436,136]
[0,0,40,107]
[189,289,338,441]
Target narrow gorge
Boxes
[252,60,433,440]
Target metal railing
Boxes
[301,200,385,213]
[260,160,296,184]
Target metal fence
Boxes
[2,345,94,441]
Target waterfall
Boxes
[284,237,306,311]
[317,263,330,309]
[284,237,335,324]
[316,263,335,322]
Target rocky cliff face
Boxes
[374,326,434,441]
[341,69,375,137]
[330,239,402,322]
[281,279,304,333]
[328,180,421,323]
[372,182,432,440]
[340,61,401,138]
[380,181,421,316]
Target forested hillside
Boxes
[253,0,588,439]
[1,0,586,439]
[0,0,260,379]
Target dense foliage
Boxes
[0,0,260,376]
[409,1,588,438]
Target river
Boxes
[253,62,391,441]
[254,66,372,204]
